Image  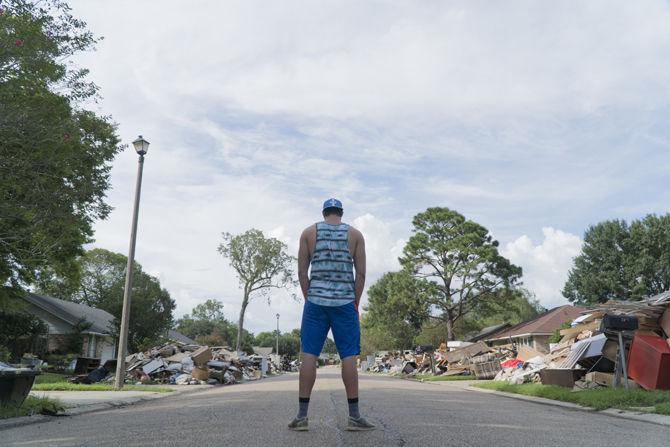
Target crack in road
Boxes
[367,403,407,447]
[327,391,345,447]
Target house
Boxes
[22,293,118,362]
[483,305,588,353]
[22,294,196,362]
[167,329,196,345]
[467,323,511,343]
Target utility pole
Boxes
[114,136,150,390]
[276,313,280,358]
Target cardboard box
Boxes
[602,339,618,362]
[190,346,212,367]
[539,369,586,388]
[584,371,613,387]
[191,366,209,381]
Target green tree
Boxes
[413,288,544,345]
[173,299,256,352]
[0,308,47,360]
[37,249,175,352]
[217,229,295,351]
[563,214,670,304]
[255,330,301,359]
[400,207,522,341]
[174,300,227,341]
[192,299,226,321]
[0,1,122,306]
[563,220,630,303]
[360,316,395,354]
[361,271,430,350]
[469,288,545,330]
[627,214,670,298]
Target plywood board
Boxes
[560,321,600,338]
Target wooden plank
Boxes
[443,342,490,364]
[560,320,600,338]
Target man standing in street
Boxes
[288,198,375,431]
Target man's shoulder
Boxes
[347,225,363,241]
[301,224,317,238]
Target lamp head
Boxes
[132,135,150,156]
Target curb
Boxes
[466,385,670,428]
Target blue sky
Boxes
[69,0,670,333]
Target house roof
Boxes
[23,293,115,335]
[468,323,511,342]
[486,305,588,341]
[168,329,196,345]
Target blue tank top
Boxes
[307,222,355,306]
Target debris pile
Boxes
[366,342,513,379]
[368,291,670,390]
[70,342,284,386]
[494,291,670,389]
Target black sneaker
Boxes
[288,417,309,431]
[346,416,376,431]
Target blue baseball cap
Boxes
[323,198,343,210]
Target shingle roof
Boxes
[168,329,196,345]
[468,323,511,342]
[23,293,115,335]
[487,305,588,341]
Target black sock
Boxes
[348,397,360,419]
[297,397,310,419]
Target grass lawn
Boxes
[34,372,71,384]
[0,396,65,419]
[474,381,670,415]
[32,372,173,393]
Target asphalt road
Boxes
[3,368,669,447]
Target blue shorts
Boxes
[300,300,360,359]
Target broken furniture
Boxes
[601,313,638,389]
[627,334,670,390]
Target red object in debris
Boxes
[501,359,523,368]
[627,334,670,390]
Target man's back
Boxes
[290,198,374,432]
[300,222,363,261]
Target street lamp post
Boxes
[276,313,280,359]
[113,136,150,390]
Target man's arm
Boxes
[298,227,312,300]
[352,229,366,305]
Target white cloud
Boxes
[74,0,670,123]
[502,228,583,309]
[352,214,405,277]
[61,0,670,334]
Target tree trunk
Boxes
[446,312,455,341]
[236,293,249,352]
